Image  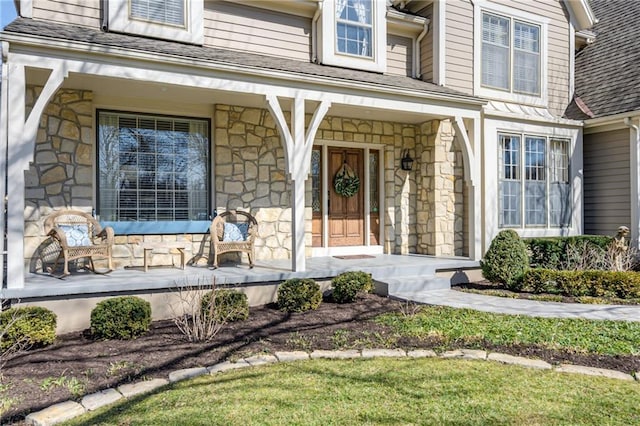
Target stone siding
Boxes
[23,94,469,272]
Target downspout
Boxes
[413,18,429,79]
[624,117,640,248]
[311,1,323,63]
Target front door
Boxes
[328,148,364,246]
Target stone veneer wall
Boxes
[416,119,466,257]
[24,93,469,271]
[24,87,205,272]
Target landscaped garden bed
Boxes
[2,290,639,424]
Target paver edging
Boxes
[22,347,639,425]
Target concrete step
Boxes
[375,274,450,297]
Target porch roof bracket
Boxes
[452,116,478,185]
[265,94,295,177]
[17,64,68,171]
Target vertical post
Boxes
[0,43,9,289]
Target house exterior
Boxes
[0,0,594,297]
[567,0,640,247]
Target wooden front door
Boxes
[328,148,364,246]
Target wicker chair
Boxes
[210,210,258,269]
[44,210,114,277]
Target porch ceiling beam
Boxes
[265,94,330,272]
[9,52,482,120]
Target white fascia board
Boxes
[562,0,597,31]
[387,9,428,35]
[3,32,486,114]
[583,110,640,129]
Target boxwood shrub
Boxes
[523,269,640,299]
[481,230,529,289]
[90,296,151,340]
[277,278,322,313]
[525,235,613,269]
[0,306,57,350]
[201,289,249,322]
[331,271,373,303]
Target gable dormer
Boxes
[318,0,387,73]
[105,0,204,45]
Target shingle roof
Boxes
[3,18,479,103]
[569,0,640,119]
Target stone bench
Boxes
[137,241,187,272]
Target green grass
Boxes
[66,358,640,426]
[377,306,640,355]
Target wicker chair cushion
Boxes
[223,222,249,242]
[59,224,91,247]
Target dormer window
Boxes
[319,0,386,73]
[336,0,373,58]
[107,0,203,45]
[130,0,185,27]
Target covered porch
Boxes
[1,18,485,294]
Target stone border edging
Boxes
[25,348,640,425]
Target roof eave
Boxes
[563,0,597,31]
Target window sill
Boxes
[101,221,211,235]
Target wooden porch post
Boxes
[266,94,330,272]
[453,115,481,261]
[5,61,66,288]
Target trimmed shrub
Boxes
[90,296,151,340]
[525,235,613,269]
[277,278,322,313]
[0,306,57,350]
[201,289,249,322]
[522,269,640,299]
[481,230,529,289]
[331,271,373,303]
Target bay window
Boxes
[499,133,571,228]
[97,111,210,228]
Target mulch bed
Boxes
[2,293,639,424]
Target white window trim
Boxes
[473,1,549,107]
[108,0,204,45]
[498,131,572,230]
[320,0,387,73]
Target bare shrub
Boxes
[398,300,422,317]
[562,241,639,272]
[168,278,245,342]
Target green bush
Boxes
[522,269,640,299]
[525,235,613,269]
[90,296,151,340]
[0,306,57,350]
[201,289,249,322]
[277,278,322,313]
[331,271,373,303]
[481,230,529,290]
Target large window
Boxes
[499,133,570,228]
[482,12,540,95]
[97,111,210,224]
[336,0,373,58]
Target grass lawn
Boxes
[67,358,640,426]
[377,306,640,355]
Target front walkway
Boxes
[393,289,640,322]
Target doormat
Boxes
[333,255,376,260]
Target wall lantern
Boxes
[400,149,414,171]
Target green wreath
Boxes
[334,163,360,198]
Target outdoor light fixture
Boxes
[401,149,414,171]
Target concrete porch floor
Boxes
[5,254,480,300]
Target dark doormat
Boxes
[333,255,376,260]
